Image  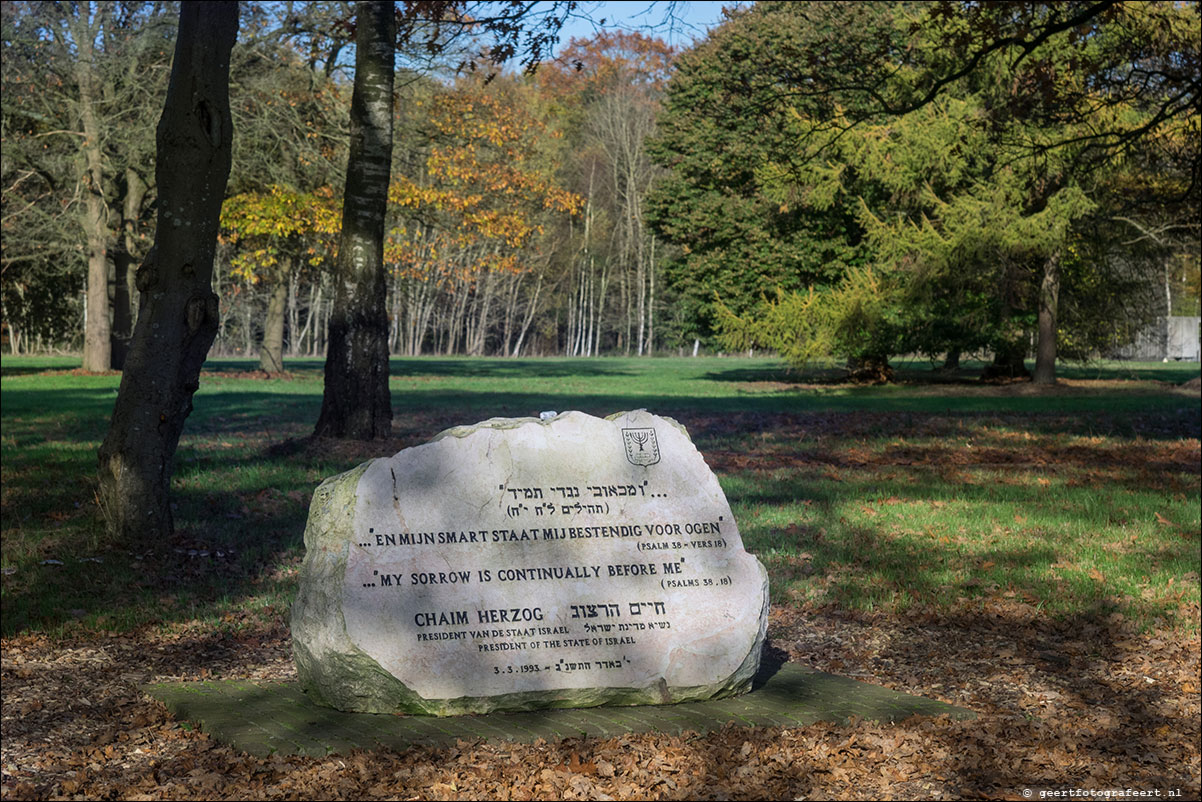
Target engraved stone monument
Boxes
[291,410,769,716]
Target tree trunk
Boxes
[317,277,330,356]
[97,1,238,543]
[243,282,255,355]
[984,341,1031,380]
[635,231,646,356]
[846,355,894,384]
[1033,252,1060,385]
[647,235,655,356]
[389,274,403,352]
[309,280,325,356]
[500,272,519,357]
[287,269,299,356]
[594,263,608,357]
[466,258,496,356]
[259,269,288,373]
[77,9,111,373]
[584,259,595,356]
[111,168,148,370]
[512,273,543,357]
[315,0,394,438]
[298,279,318,355]
[445,272,470,354]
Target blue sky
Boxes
[550,1,742,54]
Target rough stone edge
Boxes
[292,410,770,717]
[291,463,428,712]
[426,409,685,443]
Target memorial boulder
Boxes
[292,410,769,716]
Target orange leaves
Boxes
[426,90,538,148]
[539,30,677,98]
[560,750,598,776]
[386,80,582,289]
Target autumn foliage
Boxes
[220,185,341,279]
[387,80,582,283]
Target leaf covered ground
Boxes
[2,601,1198,800]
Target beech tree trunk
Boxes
[985,341,1031,380]
[112,167,148,370]
[97,2,238,543]
[1033,253,1060,385]
[314,0,394,439]
[288,270,299,356]
[259,268,289,374]
[77,8,111,373]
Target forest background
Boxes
[1,0,1199,376]
[3,0,696,368]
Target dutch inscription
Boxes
[292,410,769,716]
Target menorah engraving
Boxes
[622,427,661,466]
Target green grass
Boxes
[730,465,1199,625]
[1,354,1198,637]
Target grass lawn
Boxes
[1,355,1199,800]
[3,355,1198,637]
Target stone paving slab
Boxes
[144,663,975,757]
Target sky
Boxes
[549,1,742,54]
[293,2,746,78]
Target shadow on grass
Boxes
[0,448,320,637]
[703,358,1201,386]
[388,357,640,379]
[729,493,1198,793]
[702,365,813,384]
[730,458,1199,629]
[0,364,62,378]
[0,386,120,432]
[1056,361,1201,383]
[393,387,1200,416]
[197,356,642,381]
[2,377,1198,637]
[0,357,83,377]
